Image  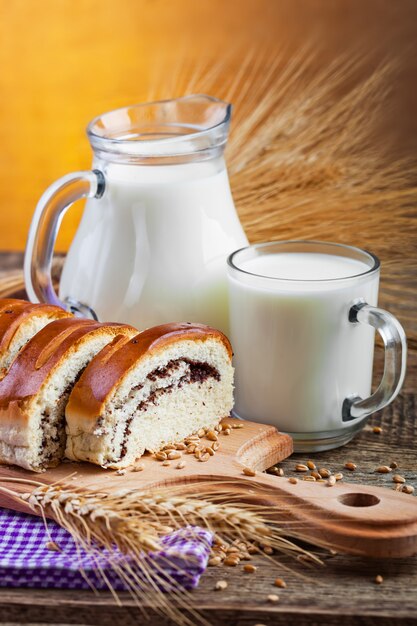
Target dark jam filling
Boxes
[39,368,86,464]
[137,358,220,411]
[118,358,220,460]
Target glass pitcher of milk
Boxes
[24,96,248,333]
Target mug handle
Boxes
[342,302,407,421]
[23,170,105,318]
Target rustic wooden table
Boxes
[0,253,416,626]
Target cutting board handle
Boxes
[224,469,417,558]
[223,423,417,558]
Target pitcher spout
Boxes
[179,93,232,130]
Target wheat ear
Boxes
[0,479,322,624]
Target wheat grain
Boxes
[344,462,357,471]
[318,468,331,478]
[167,451,182,460]
[243,563,257,573]
[295,464,308,472]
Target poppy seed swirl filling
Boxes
[98,358,221,464]
[65,331,234,470]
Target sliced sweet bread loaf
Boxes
[0,299,71,378]
[0,317,137,471]
[66,323,234,469]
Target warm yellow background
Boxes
[0,0,416,250]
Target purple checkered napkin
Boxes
[0,507,212,590]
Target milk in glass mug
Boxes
[227,241,407,451]
[24,96,248,334]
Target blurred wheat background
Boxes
[0,0,416,362]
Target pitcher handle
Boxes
[24,170,105,318]
[342,302,407,421]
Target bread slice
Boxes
[65,323,234,469]
[0,318,137,472]
[0,299,71,379]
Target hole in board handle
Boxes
[338,493,380,507]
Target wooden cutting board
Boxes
[0,418,416,558]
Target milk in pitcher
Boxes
[60,157,246,332]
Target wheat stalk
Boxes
[146,46,417,341]
[0,271,25,298]
[0,478,321,624]
[1,47,415,339]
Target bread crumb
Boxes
[214,580,228,591]
[267,594,279,603]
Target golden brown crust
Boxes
[0,317,136,407]
[0,299,71,355]
[67,322,232,423]
[0,400,32,447]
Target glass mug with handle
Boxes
[24,95,248,334]
[227,241,407,451]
